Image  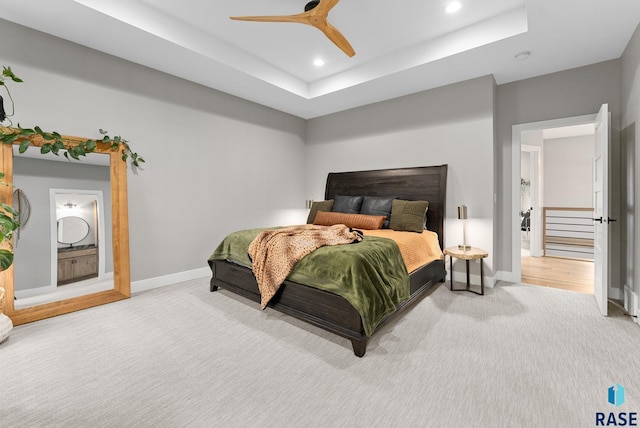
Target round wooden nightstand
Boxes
[444,246,488,295]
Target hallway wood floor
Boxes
[521,255,594,294]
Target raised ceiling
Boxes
[1,0,639,119]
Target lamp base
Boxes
[458,244,471,251]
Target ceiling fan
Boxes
[230,0,355,57]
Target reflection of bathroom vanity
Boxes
[56,213,99,286]
[57,246,99,285]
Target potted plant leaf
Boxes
[0,172,19,343]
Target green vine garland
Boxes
[0,66,144,166]
[0,65,145,271]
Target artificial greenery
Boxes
[0,173,18,271]
[0,65,145,272]
[0,66,144,166]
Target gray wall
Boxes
[543,135,595,208]
[496,60,623,288]
[3,17,639,301]
[621,23,640,311]
[0,19,307,282]
[306,76,496,278]
[13,156,112,290]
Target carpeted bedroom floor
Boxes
[1,278,639,427]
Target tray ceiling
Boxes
[0,0,639,118]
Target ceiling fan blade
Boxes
[230,13,310,25]
[230,1,355,57]
[315,21,355,57]
[314,0,342,15]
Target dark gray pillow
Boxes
[332,195,364,214]
[306,199,334,224]
[389,199,429,233]
[360,196,396,228]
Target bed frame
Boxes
[209,164,448,356]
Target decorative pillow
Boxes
[389,199,429,233]
[313,211,386,230]
[360,196,396,228]
[306,199,334,224]
[332,195,364,214]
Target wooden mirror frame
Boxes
[0,130,131,325]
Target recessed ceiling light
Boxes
[515,50,531,61]
[313,58,325,67]
[446,1,462,14]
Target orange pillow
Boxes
[313,211,386,230]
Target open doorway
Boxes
[512,114,597,294]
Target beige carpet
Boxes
[1,278,639,427]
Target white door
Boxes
[593,103,609,316]
[528,148,543,257]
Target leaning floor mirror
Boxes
[0,130,130,325]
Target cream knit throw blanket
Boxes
[248,224,363,309]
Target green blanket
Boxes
[208,228,410,336]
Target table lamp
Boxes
[458,205,471,250]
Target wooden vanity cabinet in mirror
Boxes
[0,131,131,325]
[57,246,99,285]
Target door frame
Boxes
[50,188,107,289]
[593,104,610,315]
[521,144,543,257]
[511,113,596,282]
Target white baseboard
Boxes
[14,269,209,302]
[450,270,497,288]
[623,285,638,318]
[494,270,518,284]
[14,285,54,299]
[131,267,211,294]
[491,271,631,304]
[14,272,114,299]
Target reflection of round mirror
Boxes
[57,216,90,245]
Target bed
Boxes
[208,164,448,357]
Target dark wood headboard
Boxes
[324,165,448,250]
